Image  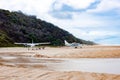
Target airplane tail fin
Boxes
[64,40,70,46]
[32,39,33,44]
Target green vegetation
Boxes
[0,9,95,47]
[0,30,14,47]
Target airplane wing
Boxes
[15,42,50,45]
[15,41,50,48]
[14,43,28,45]
[34,42,50,45]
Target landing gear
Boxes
[28,46,45,50]
[75,47,77,49]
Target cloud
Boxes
[97,37,120,45]
[50,11,72,19]
[87,0,120,13]
[0,0,55,19]
[67,28,120,41]
[52,0,101,12]
[53,0,96,10]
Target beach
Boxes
[0,46,120,58]
[0,46,120,80]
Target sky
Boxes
[0,0,120,45]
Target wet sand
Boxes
[0,66,120,80]
[0,46,120,80]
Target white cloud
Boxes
[97,37,120,45]
[87,0,120,13]
[67,28,119,41]
[0,0,55,18]
[48,12,109,30]
[54,0,96,10]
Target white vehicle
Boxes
[15,40,50,47]
[64,40,82,48]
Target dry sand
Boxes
[0,46,120,80]
[1,46,120,58]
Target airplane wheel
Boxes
[75,47,77,49]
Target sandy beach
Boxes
[0,46,120,58]
[0,46,120,80]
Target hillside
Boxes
[0,9,94,47]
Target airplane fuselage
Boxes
[64,40,82,48]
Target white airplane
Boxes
[64,40,82,48]
[15,40,50,47]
